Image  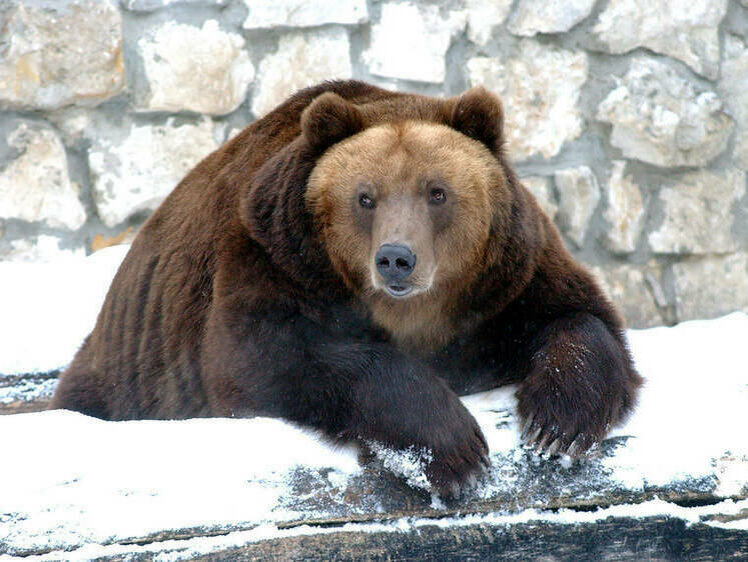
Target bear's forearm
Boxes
[202,310,488,481]
[205,312,446,433]
[514,312,642,455]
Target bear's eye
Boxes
[359,193,376,209]
[429,188,447,205]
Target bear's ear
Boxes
[450,86,504,153]
[301,92,364,152]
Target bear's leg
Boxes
[515,312,642,457]
[203,314,488,496]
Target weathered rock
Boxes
[1,235,85,263]
[591,264,663,328]
[468,42,587,161]
[554,166,600,248]
[592,0,728,80]
[508,0,596,36]
[0,0,124,110]
[465,0,512,45]
[122,0,227,10]
[251,28,352,118]
[648,169,745,254]
[364,2,466,83]
[0,122,86,230]
[597,57,733,168]
[602,161,645,254]
[242,0,368,29]
[520,176,557,221]
[88,118,219,228]
[673,254,748,321]
[0,234,86,262]
[136,20,254,116]
[719,35,748,171]
[46,108,91,147]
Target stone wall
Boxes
[1,0,747,328]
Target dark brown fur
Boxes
[51,81,642,496]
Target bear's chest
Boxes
[368,296,458,354]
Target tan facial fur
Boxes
[306,121,508,351]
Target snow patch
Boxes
[367,441,433,491]
[0,245,130,375]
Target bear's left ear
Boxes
[450,86,504,153]
[301,92,364,153]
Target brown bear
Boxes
[51,80,642,495]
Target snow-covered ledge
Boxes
[1,248,746,560]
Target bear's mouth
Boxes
[386,284,414,298]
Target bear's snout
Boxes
[375,244,417,295]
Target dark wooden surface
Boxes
[88,517,748,561]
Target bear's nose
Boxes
[375,244,417,282]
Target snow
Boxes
[0,412,360,553]
[0,245,747,557]
[367,441,433,491]
[0,245,130,376]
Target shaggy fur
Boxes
[51,81,642,495]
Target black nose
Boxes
[375,244,417,282]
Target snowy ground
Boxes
[0,246,746,560]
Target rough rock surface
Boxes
[648,169,746,254]
[364,2,466,83]
[465,0,512,45]
[0,122,86,230]
[673,254,748,321]
[592,0,728,80]
[251,28,352,118]
[136,20,254,116]
[602,161,645,254]
[467,41,587,161]
[508,0,596,37]
[122,0,227,10]
[88,118,219,228]
[242,0,368,29]
[592,264,664,328]
[554,166,600,248]
[719,35,748,171]
[521,175,558,221]
[0,0,124,110]
[597,58,733,168]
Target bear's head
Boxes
[302,89,518,343]
[245,85,534,349]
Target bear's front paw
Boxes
[424,417,490,499]
[515,370,632,459]
[517,385,610,458]
[365,394,489,498]
[515,318,642,459]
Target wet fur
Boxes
[51,81,642,495]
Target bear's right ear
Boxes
[450,86,504,154]
[301,92,364,153]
